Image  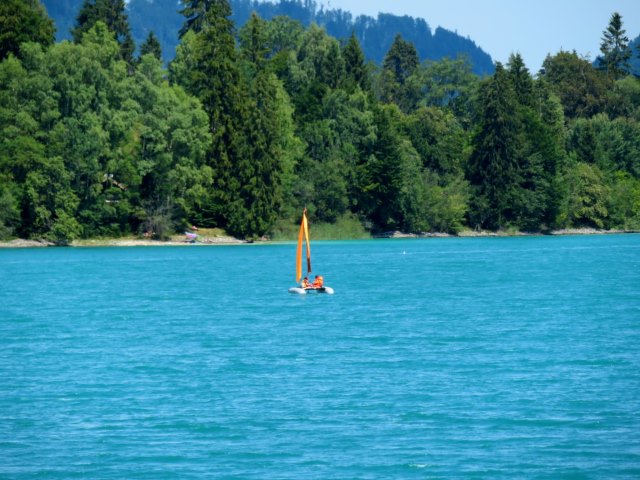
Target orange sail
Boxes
[295,209,312,282]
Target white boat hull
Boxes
[289,286,334,295]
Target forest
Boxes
[1,0,640,243]
[44,0,496,75]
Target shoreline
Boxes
[376,227,638,239]
[0,228,637,249]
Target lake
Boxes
[1,235,639,478]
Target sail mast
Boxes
[303,209,311,275]
[295,209,312,282]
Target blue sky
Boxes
[318,0,640,71]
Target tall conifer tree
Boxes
[468,63,520,229]
[179,0,220,37]
[139,31,162,61]
[72,0,135,65]
[185,0,253,232]
[342,32,369,92]
[380,34,418,111]
[598,12,631,79]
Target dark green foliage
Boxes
[467,63,521,229]
[0,0,55,60]
[379,34,419,112]
[508,53,534,106]
[409,56,479,127]
[72,0,135,65]
[0,23,210,241]
[404,106,468,177]
[541,50,611,119]
[139,31,162,61]
[0,177,20,240]
[239,13,269,69]
[183,0,249,230]
[3,5,640,241]
[598,12,631,79]
[179,0,232,37]
[383,34,419,85]
[357,104,426,232]
[342,32,368,92]
[560,160,610,228]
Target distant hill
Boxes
[42,0,495,75]
[629,35,640,76]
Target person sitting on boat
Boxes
[301,276,311,288]
[312,275,324,288]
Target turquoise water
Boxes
[1,235,639,479]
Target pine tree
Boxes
[140,31,162,61]
[507,53,534,107]
[380,34,419,111]
[72,0,135,65]
[382,34,419,85]
[238,12,268,71]
[467,63,521,229]
[186,0,251,232]
[230,71,288,237]
[342,32,369,92]
[179,0,231,37]
[598,12,631,79]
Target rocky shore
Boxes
[374,227,635,238]
[0,234,247,248]
[1,228,636,248]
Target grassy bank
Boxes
[269,213,371,241]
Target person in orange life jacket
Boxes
[301,276,311,288]
[312,275,324,288]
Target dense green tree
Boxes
[0,177,20,240]
[72,0,135,65]
[607,76,640,120]
[598,12,631,79]
[342,32,369,92]
[182,0,248,229]
[506,56,562,230]
[262,15,304,59]
[0,0,55,61]
[408,56,479,126]
[382,34,420,83]
[233,14,299,237]
[559,160,609,228]
[139,31,162,61]
[295,24,345,90]
[568,118,598,165]
[260,16,304,91]
[507,53,534,106]
[608,172,640,229]
[404,106,468,178]
[541,50,611,119]
[168,30,198,90]
[295,119,350,223]
[358,104,425,231]
[419,170,470,233]
[182,0,291,237]
[0,22,211,241]
[238,12,269,70]
[179,0,229,37]
[467,63,520,229]
[379,34,419,111]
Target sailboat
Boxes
[288,209,334,295]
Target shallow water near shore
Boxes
[1,235,639,478]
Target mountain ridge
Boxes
[43,0,495,75]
